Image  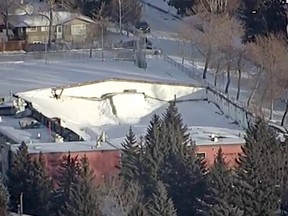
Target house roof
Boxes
[9,11,96,28]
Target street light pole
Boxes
[118,0,122,34]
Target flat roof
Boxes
[0,115,54,144]
[7,126,244,154]
[10,140,122,154]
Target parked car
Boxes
[135,21,150,34]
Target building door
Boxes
[56,25,62,39]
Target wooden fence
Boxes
[0,40,26,52]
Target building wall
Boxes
[23,19,97,44]
[25,26,56,43]
[197,143,243,167]
[30,150,121,184]
[63,19,98,43]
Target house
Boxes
[9,11,99,44]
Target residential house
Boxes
[9,11,99,44]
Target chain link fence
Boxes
[0,48,137,63]
[163,54,256,129]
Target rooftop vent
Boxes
[210,134,219,142]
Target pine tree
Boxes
[148,181,177,216]
[144,103,207,215]
[7,142,32,212]
[162,101,190,155]
[234,118,283,215]
[8,143,53,216]
[52,152,80,216]
[65,155,102,216]
[128,202,149,216]
[160,103,208,216]
[121,127,141,182]
[0,175,9,216]
[200,148,241,216]
[28,152,53,216]
[239,0,287,39]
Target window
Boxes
[26,27,37,32]
[71,24,86,35]
[196,152,206,159]
[41,26,49,32]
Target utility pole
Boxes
[19,192,23,216]
[101,23,104,61]
[118,0,122,34]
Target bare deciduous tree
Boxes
[195,0,239,14]
[218,14,244,94]
[247,34,287,119]
[98,178,143,216]
[90,2,110,60]
[182,11,244,85]
[110,0,141,32]
[0,0,17,40]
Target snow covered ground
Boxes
[0,56,200,96]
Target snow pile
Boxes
[17,79,202,140]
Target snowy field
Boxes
[0,56,200,97]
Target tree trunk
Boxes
[225,62,231,94]
[203,48,211,80]
[269,99,274,120]
[281,103,288,126]
[48,8,53,50]
[247,67,262,107]
[236,68,241,100]
[259,85,268,113]
[4,11,9,41]
[214,59,220,86]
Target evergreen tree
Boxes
[121,127,141,182]
[148,181,177,216]
[200,148,241,216]
[167,0,197,16]
[7,142,31,212]
[160,102,207,216]
[65,155,102,216]
[28,152,53,216]
[234,118,283,215]
[128,202,149,216]
[0,175,9,216]
[239,0,287,39]
[162,101,190,155]
[8,143,53,216]
[52,152,80,216]
[143,103,207,215]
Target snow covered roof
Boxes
[0,116,54,144]
[9,11,96,27]
[14,79,243,143]
[7,125,244,155]
[10,139,123,154]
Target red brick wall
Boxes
[30,150,121,185]
[197,144,243,167]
